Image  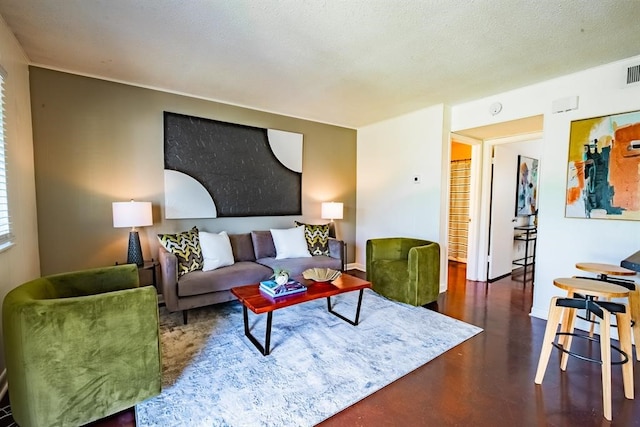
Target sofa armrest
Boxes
[408,242,441,303]
[328,238,345,271]
[158,246,180,311]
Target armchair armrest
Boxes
[408,242,441,304]
[158,245,180,311]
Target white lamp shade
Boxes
[112,201,153,228]
[321,202,343,220]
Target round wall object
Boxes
[489,102,502,115]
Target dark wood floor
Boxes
[4,262,640,426]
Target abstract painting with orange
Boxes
[565,110,640,220]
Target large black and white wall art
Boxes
[163,112,303,218]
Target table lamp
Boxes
[321,202,343,239]
[112,200,153,266]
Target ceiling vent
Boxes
[624,63,640,87]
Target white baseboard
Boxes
[529,306,548,320]
[347,263,365,271]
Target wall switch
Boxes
[413,175,421,184]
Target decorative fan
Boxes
[302,268,342,282]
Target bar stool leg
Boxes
[560,307,577,371]
[629,288,640,362]
[616,308,634,399]
[588,296,602,338]
[558,291,574,348]
[535,297,564,384]
[600,310,612,421]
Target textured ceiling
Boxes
[1,0,639,128]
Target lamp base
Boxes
[328,221,336,239]
[127,230,144,267]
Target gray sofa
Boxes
[158,230,344,323]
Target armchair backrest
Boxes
[44,264,140,297]
[366,238,434,268]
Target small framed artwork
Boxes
[515,155,539,216]
[565,109,640,220]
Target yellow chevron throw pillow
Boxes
[158,226,203,276]
[294,221,330,256]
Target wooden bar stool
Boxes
[575,262,639,360]
[535,278,634,421]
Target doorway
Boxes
[486,137,542,282]
[448,135,482,280]
[449,115,544,282]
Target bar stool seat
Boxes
[535,277,634,421]
[575,262,639,361]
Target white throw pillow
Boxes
[199,231,235,271]
[271,227,312,259]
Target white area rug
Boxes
[136,289,482,426]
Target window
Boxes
[0,67,11,250]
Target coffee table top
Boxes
[231,273,372,314]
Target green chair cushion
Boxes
[371,259,410,303]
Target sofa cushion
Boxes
[199,231,235,272]
[228,233,256,262]
[295,221,330,256]
[256,255,341,277]
[177,261,272,297]
[157,227,203,276]
[271,227,312,259]
[251,230,276,259]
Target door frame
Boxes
[448,133,483,280]
[475,132,543,281]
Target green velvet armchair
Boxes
[2,264,162,427]
[366,238,441,306]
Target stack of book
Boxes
[259,279,306,297]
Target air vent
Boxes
[625,64,640,85]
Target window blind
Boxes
[0,66,11,249]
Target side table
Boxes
[116,260,162,305]
[512,226,537,285]
[137,260,159,288]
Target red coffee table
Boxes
[231,273,372,355]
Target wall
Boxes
[450,141,471,160]
[452,54,640,320]
[0,17,39,394]
[355,104,449,289]
[29,67,357,275]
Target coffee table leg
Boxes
[242,305,273,356]
[327,289,365,326]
